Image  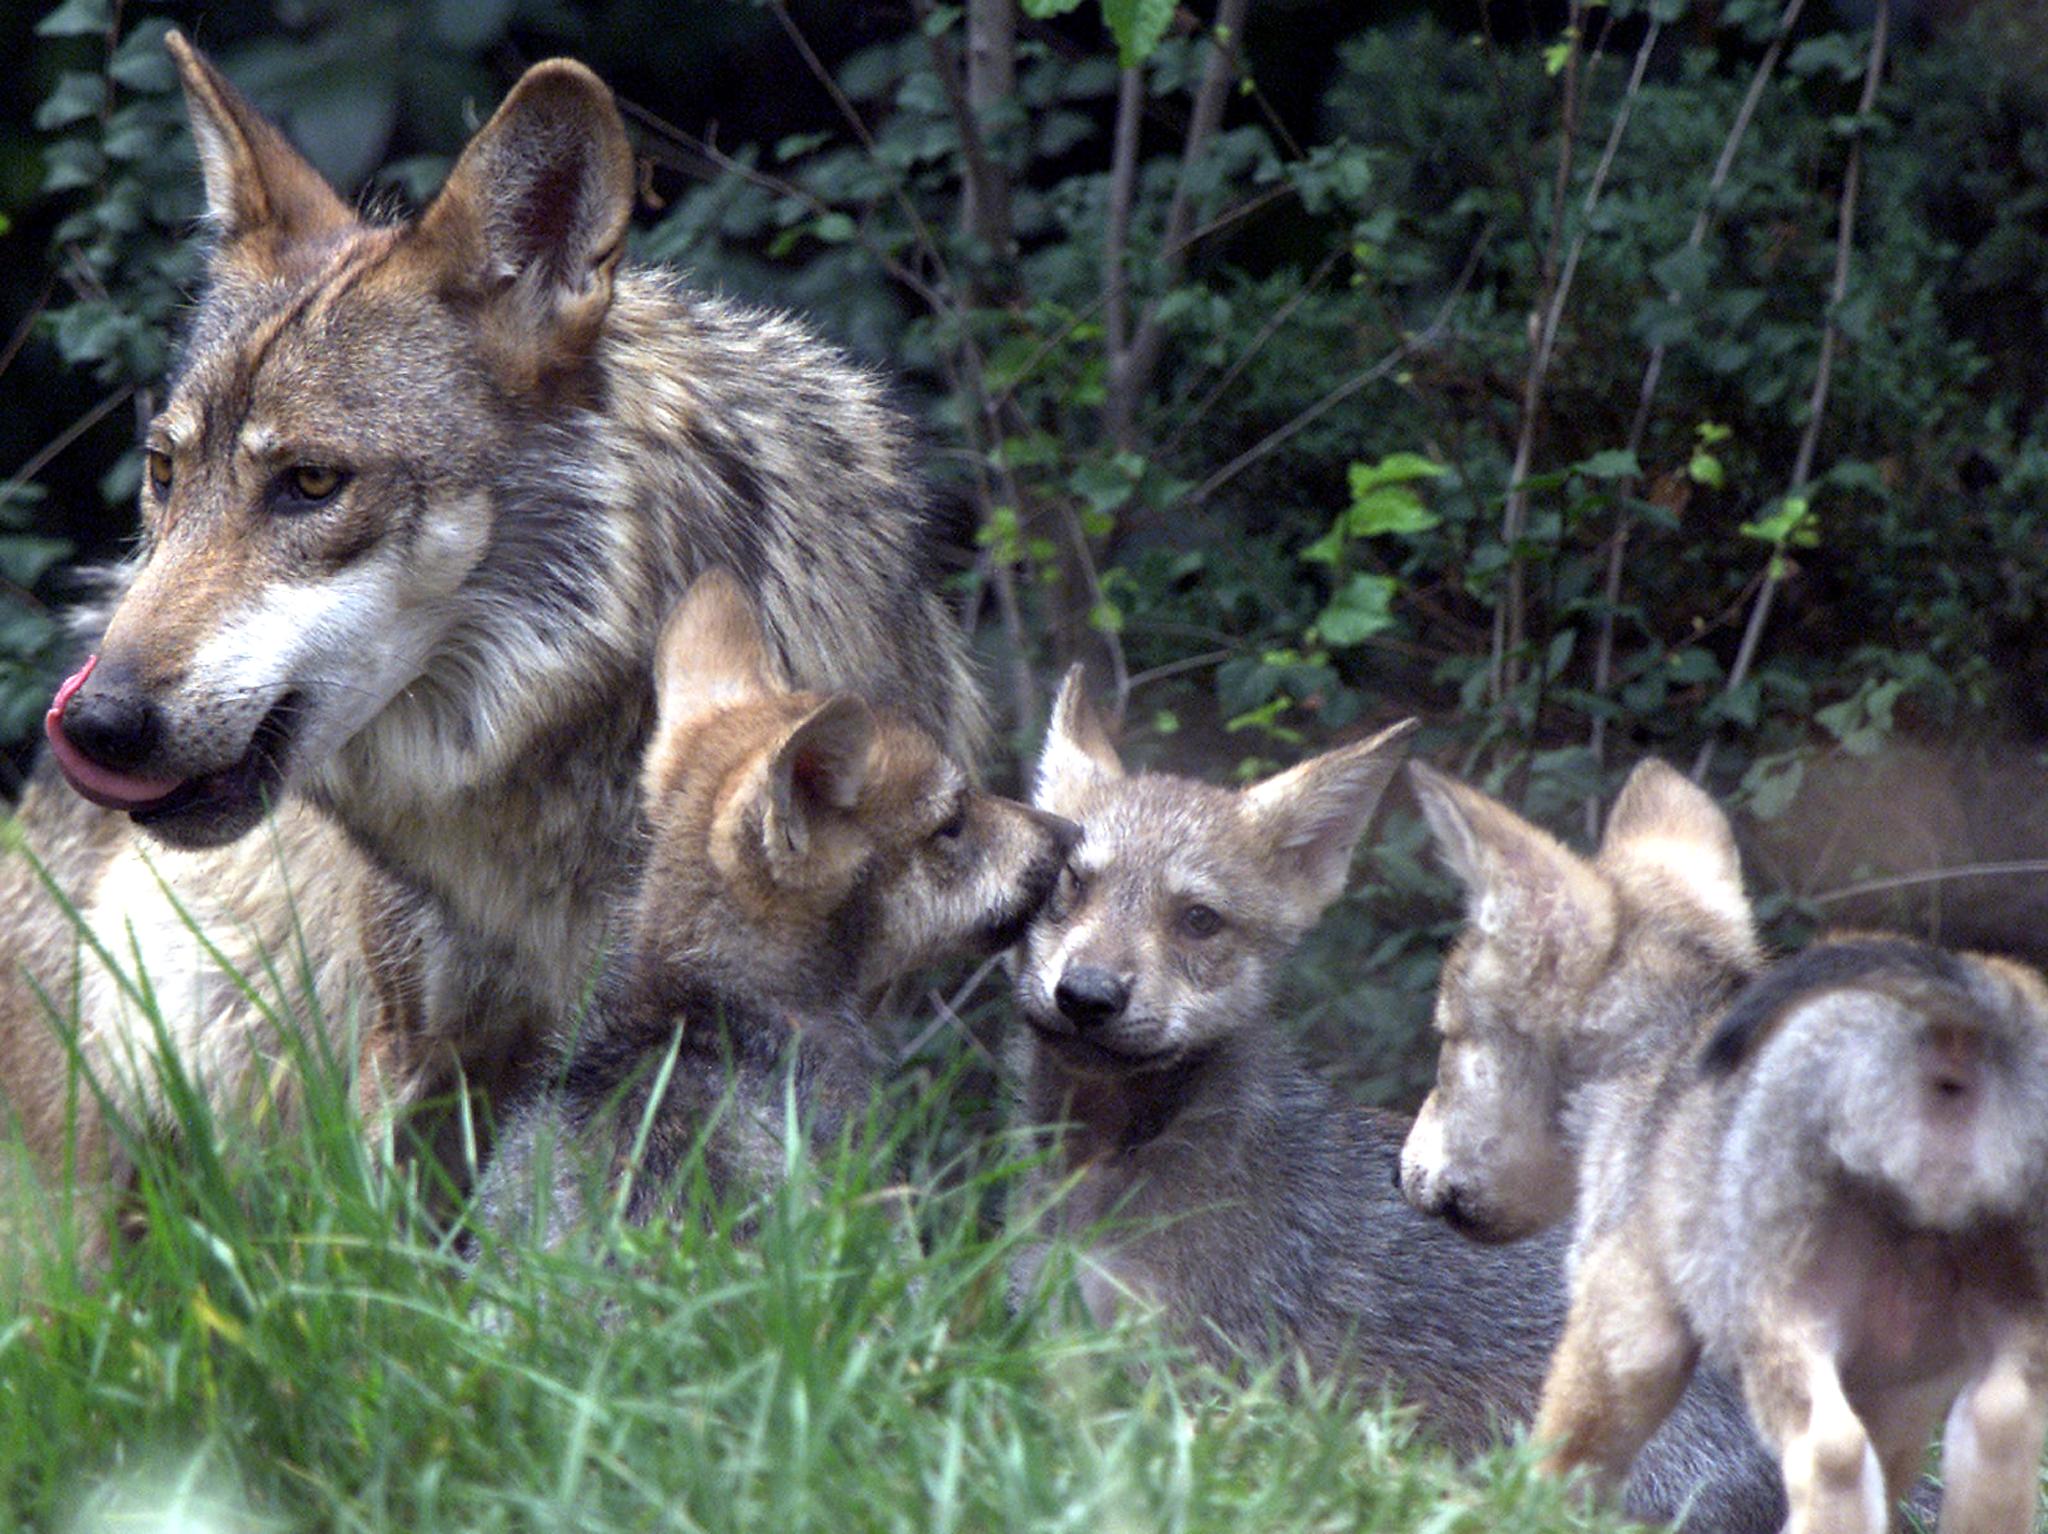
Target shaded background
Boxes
[4,0,2047,1099]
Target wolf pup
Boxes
[2,35,984,1207]
[479,573,1071,1242]
[1400,762,2014,1531]
[1013,673,1786,1531]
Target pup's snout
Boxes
[1038,811,1082,858]
[1055,965,1130,1029]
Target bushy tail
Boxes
[1712,937,2048,1230]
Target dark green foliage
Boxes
[7,0,2048,1069]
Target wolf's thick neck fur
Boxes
[292,273,978,1031]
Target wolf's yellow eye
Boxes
[145,450,173,496]
[287,465,345,502]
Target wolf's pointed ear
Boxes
[1409,761,1616,954]
[414,58,634,384]
[1597,758,1750,938]
[653,569,787,723]
[643,571,787,805]
[167,30,354,261]
[1033,665,1123,814]
[1242,718,1419,913]
[761,696,875,871]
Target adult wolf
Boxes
[0,35,983,1226]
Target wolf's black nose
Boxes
[1055,966,1129,1029]
[60,685,163,773]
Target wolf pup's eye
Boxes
[145,450,173,497]
[933,804,967,842]
[1054,863,1088,912]
[279,465,348,506]
[1179,903,1224,940]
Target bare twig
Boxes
[1125,647,1236,694]
[1493,0,1589,709]
[0,385,137,515]
[767,0,961,298]
[1809,859,2048,908]
[0,279,56,385]
[1188,225,1494,506]
[915,0,1013,282]
[1103,65,1144,386]
[1693,0,1890,785]
[1104,0,1252,451]
[963,0,1016,263]
[1584,0,1811,831]
[1158,244,1344,461]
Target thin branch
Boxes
[1693,0,1890,785]
[1809,859,2048,908]
[1157,244,1344,461]
[767,0,961,298]
[0,279,56,384]
[988,183,1295,417]
[624,105,956,317]
[1103,65,1144,390]
[915,0,1012,281]
[1585,0,1811,828]
[1188,224,1494,507]
[1493,0,1589,708]
[1125,647,1236,694]
[0,385,137,514]
[1107,0,1252,450]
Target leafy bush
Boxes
[9,0,2048,1063]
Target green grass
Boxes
[0,906,1681,1534]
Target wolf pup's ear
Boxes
[414,57,634,386]
[1242,718,1419,914]
[760,696,875,873]
[1033,665,1123,814]
[167,30,355,266]
[653,570,787,721]
[1409,760,1616,956]
[643,571,787,804]
[1596,758,1750,942]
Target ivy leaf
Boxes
[42,138,105,194]
[1347,451,1445,494]
[1572,449,1639,481]
[1741,752,1806,822]
[1788,33,1868,81]
[1315,573,1398,646]
[35,0,111,38]
[1650,243,1711,299]
[109,20,179,92]
[34,72,105,132]
[1739,495,1820,548]
[1299,522,1347,566]
[1347,486,1437,536]
[0,537,73,589]
[1101,0,1176,66]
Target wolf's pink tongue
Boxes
[44,655,184,811]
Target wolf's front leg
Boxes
[1532,1234,1699,1496]
[1936,1321,2048,1534]
[1739,1319,1887,1534]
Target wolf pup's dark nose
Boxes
[1040,812,1082,858]
[1055,965,1130,1029]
